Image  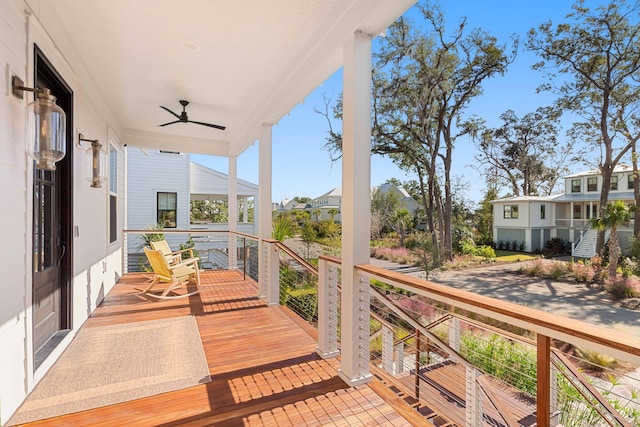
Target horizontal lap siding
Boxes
[0,0,29,422]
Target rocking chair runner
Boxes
[143,247,202,299]
[150,239,194,266]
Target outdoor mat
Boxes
[7,316,211,425]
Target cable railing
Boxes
[120,232,640,426]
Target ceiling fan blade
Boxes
[159,120,182,127]
[160,105,182,120]
[189,120,226,130]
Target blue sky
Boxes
[192,0,604,206]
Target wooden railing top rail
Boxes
[267,240,318,277]
[354,263,640,365]
[124,229,259,240]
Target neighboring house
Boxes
[492,164,636,256]
[126,148,258,270]
[372,183,420,215]
[277,183,418,224]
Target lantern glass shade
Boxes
[27,90,66,170]
[85,141,107,188]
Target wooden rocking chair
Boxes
[143,247,201,299]
[150,239,194,266]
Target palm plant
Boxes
[589,200,632,277]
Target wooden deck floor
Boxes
[15,270,425,427]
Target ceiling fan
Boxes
[159,100,226,130]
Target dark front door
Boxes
[32,46,73,367]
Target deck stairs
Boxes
[572,228,609,258]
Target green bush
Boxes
[476,245,496,260]
[282,287,317,323]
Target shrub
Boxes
[572,264,595,283]
[523,259,546,277]
[476,245,496,261]
[518,241,526,252]
[606,276,640,300]
[544,237,569,257]
[511,240,518,251]
[283,287,317,323]
[548,261,567,280]
[460,238,476,256]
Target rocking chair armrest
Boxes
[169,248,194,256]
[169,257,200,270]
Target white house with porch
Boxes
[492,164,636,256]
[126,148,258,271]
[2,2,638,426]
[0,0,416,421]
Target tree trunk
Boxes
[633,142,640,237]
[609,228,619,278]
[596,163,613,254]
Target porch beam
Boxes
[338,30,373,386]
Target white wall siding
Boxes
[0,2,125,421]
[126,148,191,255]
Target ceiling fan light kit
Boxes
[159,100,226,130]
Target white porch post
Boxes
[316,258,340,358]
[381,326,394,374]
[258,123,278,304]
[228,156,238,269]
[243,197,249,223]
[449,316,460,352]
[570,202,574,228]
[466,367,483,426]
[338,30,372,386]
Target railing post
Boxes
[264,241,279,305]
[123,232,128,274]
[449,316,460,352]
[316,258,340,359]
[381,325,394,374]
[395,342,405,374]
[550,362,559,426]
[537,334,551,427]
[465,367,483,427]
[258,240,268,299]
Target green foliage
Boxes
[179,235,201,268]
[471,107,567,196]
[461,332,537,396]
[138,223,165,250]
[282,287,317,323]
[475,245,496,260]
[190,199,228,223]
[410,231,441,277]
[272,214,295,242]
[313,219,340,239]
[544,237,570,257]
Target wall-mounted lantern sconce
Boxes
[12,76,66,170]
[78,133,107,188]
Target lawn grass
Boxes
[494,250,537,262]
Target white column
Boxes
[316,258,340,358]
[338,30,373,387]
[395,342,405,374]
[466,367,483,426]
[449,316,460,352]
[570,202,574,228]
[258,124,275,300]
[228,156,238,269]
[243,197,249,223]
[381,326,394,374]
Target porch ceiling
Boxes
[44,0,415,157]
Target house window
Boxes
[109,146,118,243]
[571,179,581,193]
[540,205,546,220]
[157,192,177,228]
[573,205,581,219]
[587,177,597,192]
[610,175,618,190]
[629,174,636,190]
[504,205,519,219]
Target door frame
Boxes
[32,44,74,368]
